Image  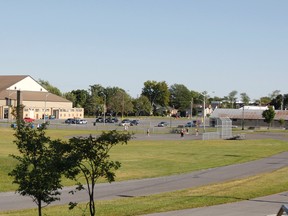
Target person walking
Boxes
[180,129,184,138]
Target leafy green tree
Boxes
[269,90,281,100]
[270,94,288,110]
[70,89,89,108]
[84,85,107,116]
[64,92,77,107]
[38,79,62,96]
[9,123,73,216]
[262,106,276,129]
[132,95,152,116]
[68,130,133,216]
[141,80,170,115]
[240,92,250,105]
[258,96,271,106]
[169,84,192,112]
[108,89,133,117]
[227,90,238,108]
[85,95,101,116]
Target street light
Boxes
[190,98,193,126]
[44,93,51,123]
[200,91,214,133]
[100,92,106,125]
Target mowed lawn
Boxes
[1,127,288,192]
[1,127,288,215]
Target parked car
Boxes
[77,119,87,124]
[23,117,34,123]
[185,122,195,127]
[119,119,131,126]
[157,121,169,127]
[106,117,119,123]
[130,120,139,126]
[95,117,104,123]
[65,118,74,124]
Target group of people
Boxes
[180,128,199,138]
[145,128,199,137]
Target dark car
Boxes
[157,121,169,127]
[130,120,139,126]
[65,118,74,124]
[185,122,195,127]
[106,117,119,123]
[95,117,104,123]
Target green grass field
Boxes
[1,127,288,215]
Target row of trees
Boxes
[39,80,288,117]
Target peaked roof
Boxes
[0,75,71,103]
[0,75,30,92]
[0,90,70,103]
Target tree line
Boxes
[39,80,288,117]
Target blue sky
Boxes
[0,0,287,101]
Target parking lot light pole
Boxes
[200,91,214,133]
[100,92,106,126]
[190,98,193,126]
[44,93,51,124]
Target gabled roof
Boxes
[0,75,30,92]
[0,90,70,103]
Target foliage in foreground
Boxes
[8,123,133,216]
[9,122,74,216]
[67,131,133,216]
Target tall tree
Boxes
[132,95,152,116]
[109,89,133,117]
[64,92,77,107]
[68,131,133,216]
[38,79,62,96]
[141,80,170,114]
[9,123,73,216]
[269,90,281,100]
[240,92,250,105]
[70,89,89,108]
[262,106,276,129]
[87,84,106,116]
[227,90,238,108]
[258,96,271,106]
[169,84,192,111]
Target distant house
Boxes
[0,75,84,120]
[210,106,288,128]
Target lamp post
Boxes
[242,105,245,130]
[190,98,193,126]
[200,91,214,133]
[44,93,51,123]
[100,92,106,125]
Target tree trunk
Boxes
[89,183,96,216]
[89,194,95,216]
[38,199,42,216]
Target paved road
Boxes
[144,192,288,216]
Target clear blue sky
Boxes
[0,0,287,101]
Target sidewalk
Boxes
[144,192,288,216]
